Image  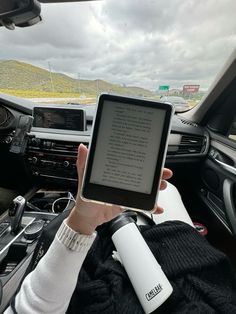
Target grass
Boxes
[188,99,199,107]
[0,89,97,104]
[0,88,94,98]
[0,60,154,98]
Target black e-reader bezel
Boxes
[81,94,173,211]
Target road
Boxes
[25,97,95,104]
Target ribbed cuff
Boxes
[56,219,96,252]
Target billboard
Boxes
[183,85,200,93]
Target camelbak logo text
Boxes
[145,284,163,301]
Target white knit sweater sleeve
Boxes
[4,220,96,314]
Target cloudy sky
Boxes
[0,0,236,91]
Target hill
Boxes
[0,60,153,98]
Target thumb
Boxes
[77,144,88,191]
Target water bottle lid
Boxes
[109,211,137,235]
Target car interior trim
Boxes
[211,140,236,161]
[200,192,232,234]
[0,217,34,256]
[38,173,78,181]
[30,130,90,143]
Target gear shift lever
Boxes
[9,196,26,234]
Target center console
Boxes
[27,137,80,183]
[0,105,93,310]
[0,190,73,312]
[26,132,90,187]
[8,105,91,188]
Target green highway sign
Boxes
[159,85,169,91]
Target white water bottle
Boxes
[110,214,173,314]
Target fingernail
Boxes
[158,207,164,213]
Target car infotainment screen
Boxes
[33,107,86,131]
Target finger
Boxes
[162,168,173,180]
[77,144,88,190]
[112,205,124,215]
[159,180,167,190]
[152,206,164,214]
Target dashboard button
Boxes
[32,157,38,164]
[31,138,41,147]
[63,161,70,168]
[5,136,13,144]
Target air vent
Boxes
[53,141,88,154]
[53,141,79,153]
[0,107,14,128]
[181,135,203,146]
[28,138,89,155]
[176,134,206,155]
[180,118,198,128]
[177,146,203,154]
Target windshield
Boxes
[0,0,236,112]
[163,97,186,103]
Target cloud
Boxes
[0,0,235,90]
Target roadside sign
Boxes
[159,85,169,91]
[183,85,200,93]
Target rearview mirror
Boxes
[0,0,41,30]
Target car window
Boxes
[0,0,235,113]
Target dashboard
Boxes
[0,106,13,128]
[0,94,209,189]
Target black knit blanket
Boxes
[67,221,236,314]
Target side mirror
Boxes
[0,0,41,30]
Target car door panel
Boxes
[200,134,236,235]
[223,178,236,234]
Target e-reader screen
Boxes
[90,101,165,193]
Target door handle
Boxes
[223,178,236,236]
[214,159,236,176]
